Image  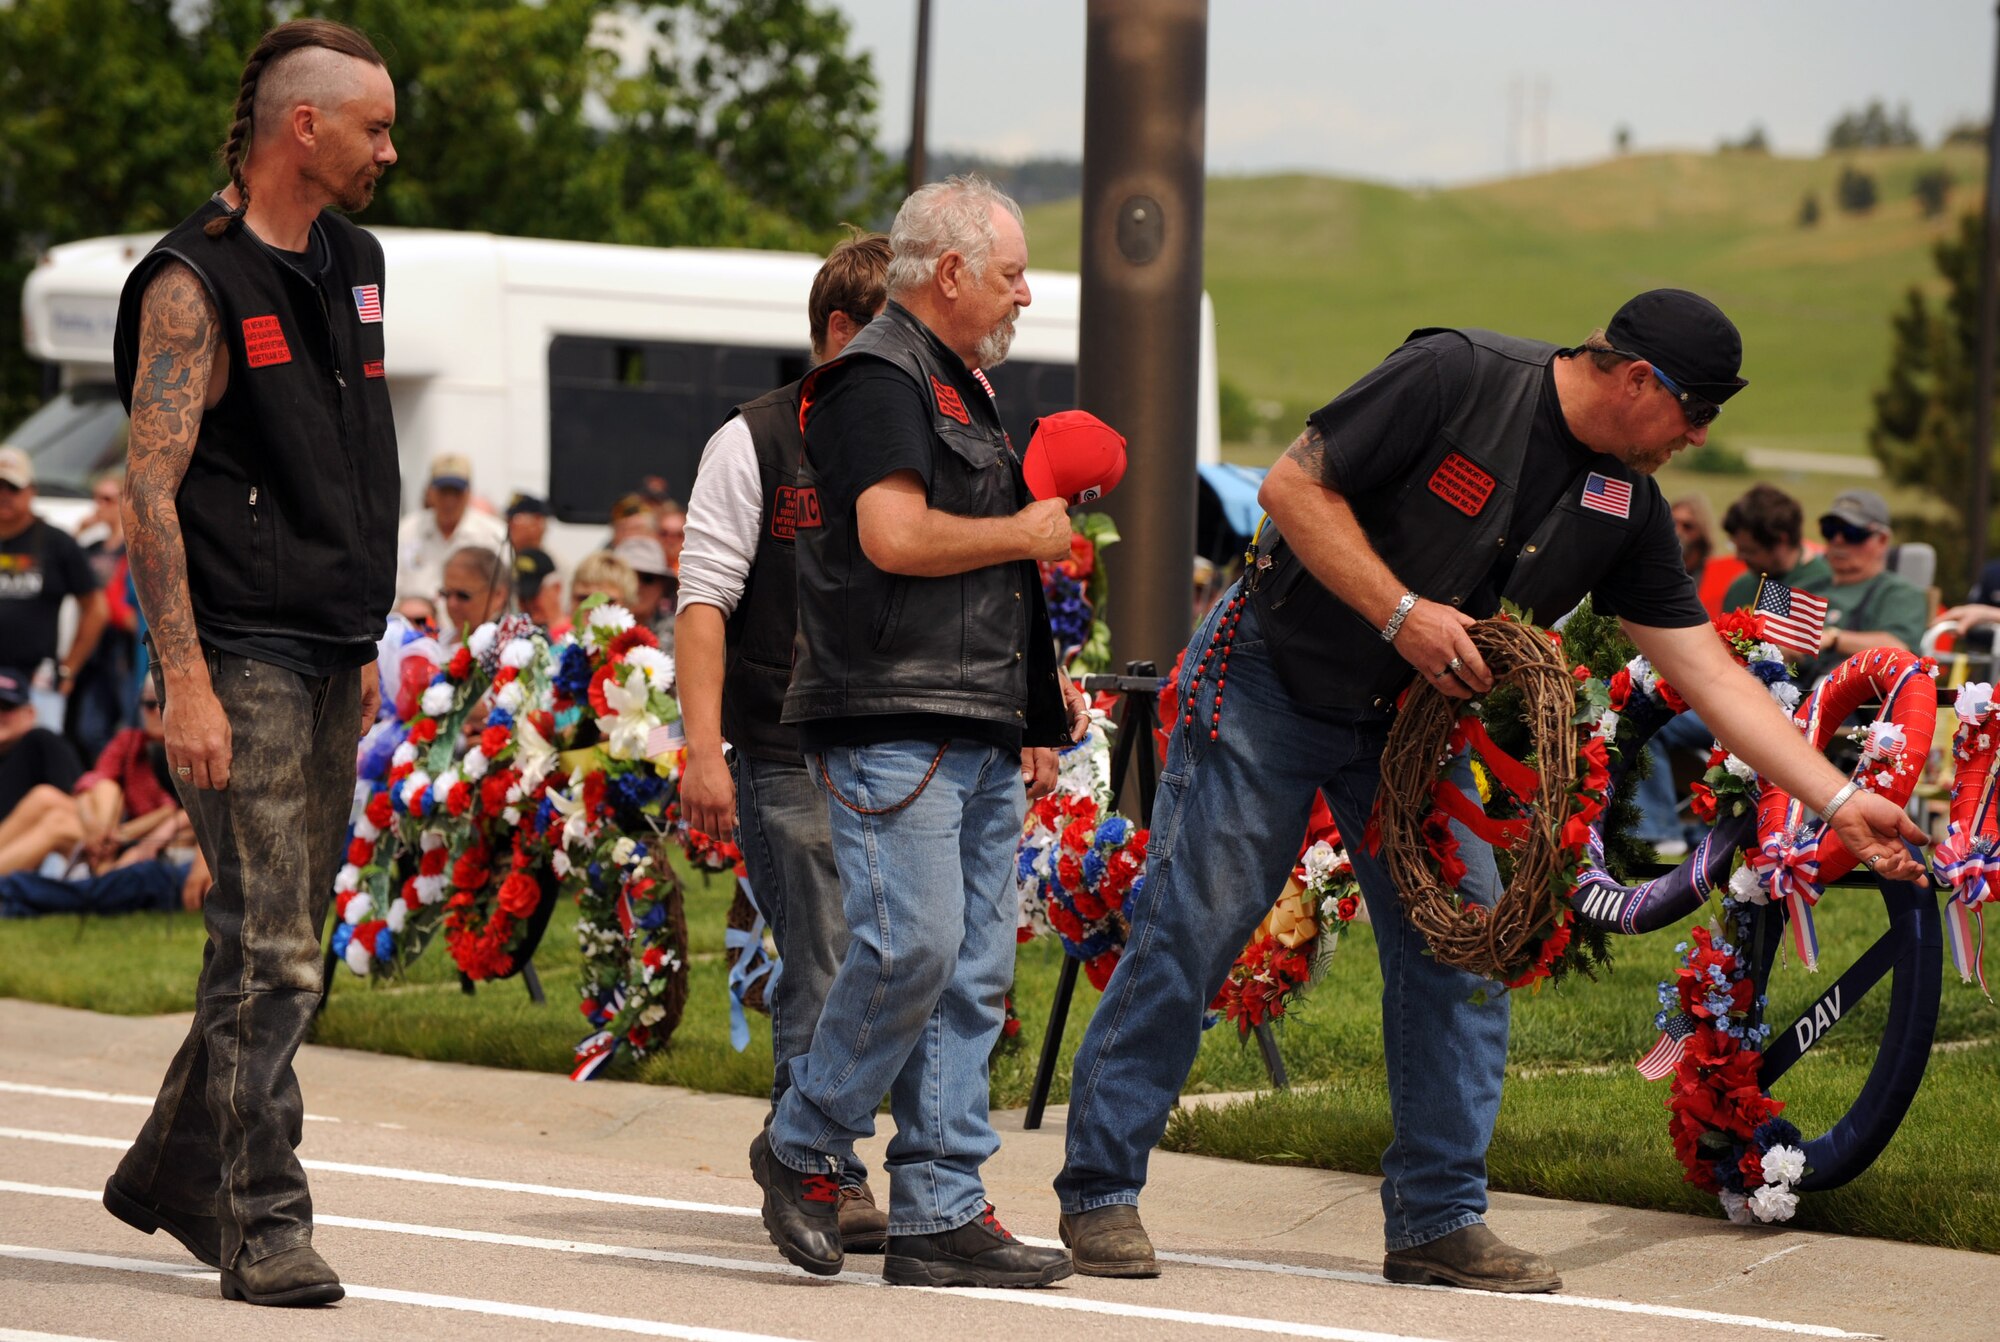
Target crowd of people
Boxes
[1,14,1956,1314]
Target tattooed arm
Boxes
[123,261,233,790]
[1256,423,1492,698]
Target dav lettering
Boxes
[931,375,970,426]
[241,315,292,368]
[1426,451,1495,517]
[770,485,823,540]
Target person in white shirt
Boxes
[676,229,892,1256]
[395,453,507,604]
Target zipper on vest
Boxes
[314,286,347,387]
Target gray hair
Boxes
[884,175,1024,298]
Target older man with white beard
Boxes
[747,176,1090,1289]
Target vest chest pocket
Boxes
[936,423,1013,513]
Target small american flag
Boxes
[1580,472,1632,519]
[1754,578,1830,659]
[352,284,382,323]
[1635,1010,1697,1080]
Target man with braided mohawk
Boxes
[100,19,398,1307]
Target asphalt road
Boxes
[0,998,1989,1342]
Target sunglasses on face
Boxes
[1821,519,1879,545]
[1647,366,1722,429]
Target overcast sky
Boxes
[831,0,1994,184]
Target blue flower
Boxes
[331,923,353,957]
[1098,816,1130,847]
[638,903,667,931]
[556,644,593,698]
[1082,849,1107,888]
[487,707,514,730]
[1754,1117,1803,1150]
[374,927,395,960]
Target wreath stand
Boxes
[1022,662,1287,1131]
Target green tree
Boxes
[1836,164,1878,214]
[1827,99,1921,150]
[1798,191,1822,228]
[0,0,892,428]
[1914,166,1952,219]
[1868,212,1987,582]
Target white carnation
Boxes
[1724,754,1755,782]
[1771,681,1802,713]
[468,622,498,661]
[353,815,381,843]
[334,865,359,894]
[462,747,489,781]
[501,637,536,669]
[1302,841,1339,886]
[415,874,446,905]
[552,849,572,877]
[1753,642,1786,666]
[640,1003,667,1025]
[344,940,373,977]
[392,742,418,768]
[1748,1183,1799,1222]
[1593,707,1620,742]
[503,806,521,826]
[420,683,455,717]
[1718,1190,1754,1225]
[419,828,447,852]
[342,893,372,926]
[400,771,431,808]
[1729,863,1769,906]
[496,680,526,712]
[1760,1144,1807,1186]
[385,900,408,934]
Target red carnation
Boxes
[402,877,422,910]
[448,646,473,681]
[445,781,474,817]
[609,626,659,658]
[365,792,394,829]
[419,845,450,876]
[481,724,511,758]
[532,710,555,741]
[1061,531,1095,580]
[410,718,438,746]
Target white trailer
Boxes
[15,228,1222,566]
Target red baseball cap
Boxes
[1023,410,1128,506]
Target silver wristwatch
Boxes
[1820,779,1861,823]
[1380,591,1419,644]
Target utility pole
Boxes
[1078,0,1208,678]
[906,0,932,194]
[1971,2,2000,583]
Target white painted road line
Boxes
[0,1329,124,1342]
[0,1081,338,1121]
[0,1176,1879,1340]
[0,1244,809,1342]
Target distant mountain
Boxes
[922,151,1082,208]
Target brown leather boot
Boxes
[1058,1203,1160,1278]
[838,1181,889,1254]
[1382,1222,1561,1293]
[219,1243,344,1307]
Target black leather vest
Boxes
[1252,328,1650,710]
[721,381,814,763]
[113,199,400,652]
[781,302,1067,745]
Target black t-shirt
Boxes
[1307,334,1705,630]
[0,519,102,670]
[202,218,373,680]
[794,364,1021,756]
[0,726,84,817]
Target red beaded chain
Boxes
[1187,587,1249,741]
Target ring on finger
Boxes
[1446,656,1465,675]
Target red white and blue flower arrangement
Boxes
[1015,716,1148,991]
[1040,514,1119,674]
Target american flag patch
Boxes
[352,284,382,323]
[1580,472,1632,519]
[1635,1010,1696,1080]
[1754,579,1830,659]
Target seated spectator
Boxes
[506,493,550,555]
[608,493,658,547]
[513,548,563,630]
[2,850,209,918]
[396,454,507,603]
[657,499,687,575]
[1720,483,1832,612]
[612,536,676,650]
[438,545,511,646]
[1674,493,1745,619]
[0,667,86,875]
[396,594,438,633]
[74,687,188,874]
[563,552,638,637]
[1797,490,1930,685]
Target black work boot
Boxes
[103,1177,223,1270]
[219,1243,344,1307]
[1382,1222,1562,1293]
[748,1131,843,1276]
[1059,1203,1160,1278]
[838,1181,890,1255]
[884,1204,1073,1288]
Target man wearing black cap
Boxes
[1055,290,1931,1290]
[505,492,550,556]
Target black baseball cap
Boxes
[0,667,30,708]
[506,492,550,519]
[513,547,557,601]
[1604,288,1750,405]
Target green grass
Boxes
[6,863,1998,1249]
[1027,147,1980,470]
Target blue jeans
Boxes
[0,860,188,918]
[1054,586,1508,1251]
[731,750,867,1186]
[769,739,1026,1236]
[1633,710,1714,844]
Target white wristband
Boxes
[1821,779,1861,823]
[1380,591,1419,644]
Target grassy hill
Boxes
[1023,146,1980,480]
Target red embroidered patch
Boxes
[771,485,823,540]
[931,375,970,425]
[1426,451,1495,517]
[241,315,292,368]
[363,359,385,379]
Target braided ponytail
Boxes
[200,19,386,240]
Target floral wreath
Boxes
[1936,681,2000,993]
[1374,612,1612,989]
[1210,797,1364,1034]
[1015,717,1146,990]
